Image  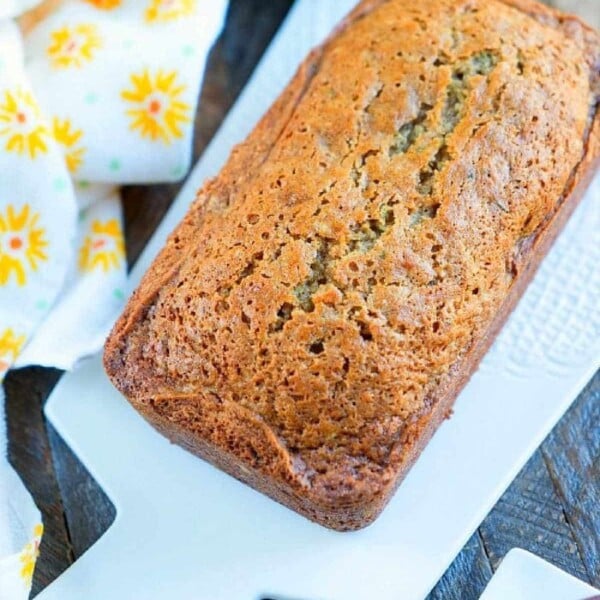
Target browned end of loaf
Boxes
[105,0,600,530]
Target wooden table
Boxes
[5,1,599,598]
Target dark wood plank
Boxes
[541,372,600,587]
[478,446,590,581]
[4,367,72,596]
[427,532,494,600]
[46,424,115,559]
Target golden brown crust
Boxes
[104,0,600,530]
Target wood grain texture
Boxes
[428,532,494,600]
[46,424,115,559]
[478,450,589,580]
[542,374,600,586]
[4,367,72,595]
[2,0,598,598]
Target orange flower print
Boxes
[145,0,195,23]
[84,0,122,8]
[0,204,48,286]
[121,69,191,144]
[0,328,26,373]
[53,118,85,173]
[79,219,125,273]
[0,90,48,159]
[47,24,102,69]
[19,524,43,589]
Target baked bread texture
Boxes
[104,0,600,531]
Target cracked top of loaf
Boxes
[105,0,599,506]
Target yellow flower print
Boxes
[84,0,122,8]
[0,204,48,286]
[0,90,48,159]
[121,69,191,144]
[47,24,102,69]
[0,328,26,373]
[19,524,43,589]
[79,219,125,273]
[53,118,85,173]
[145,0,195,23]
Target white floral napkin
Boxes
[0,1,227,597]
[0,1,40,21]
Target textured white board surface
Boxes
[41,1,600,599]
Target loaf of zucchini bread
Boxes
[104,0,600,530]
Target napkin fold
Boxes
[0,1,227,597]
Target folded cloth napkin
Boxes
[0,1,227,597]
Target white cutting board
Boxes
[41,1,600,599]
